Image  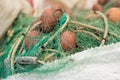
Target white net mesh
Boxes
[4,42,120,80]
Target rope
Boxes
[74,30,101,41]
[10,25,32,74]
[69,20,120,38]
[11,36,24,74]
[95,11,109,46]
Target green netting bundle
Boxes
[0,6,120,79]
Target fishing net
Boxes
[0,2,120,79]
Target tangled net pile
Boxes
[0,2,120,79]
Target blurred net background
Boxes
[0,0,120,79]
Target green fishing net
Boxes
[0,2,120,79]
